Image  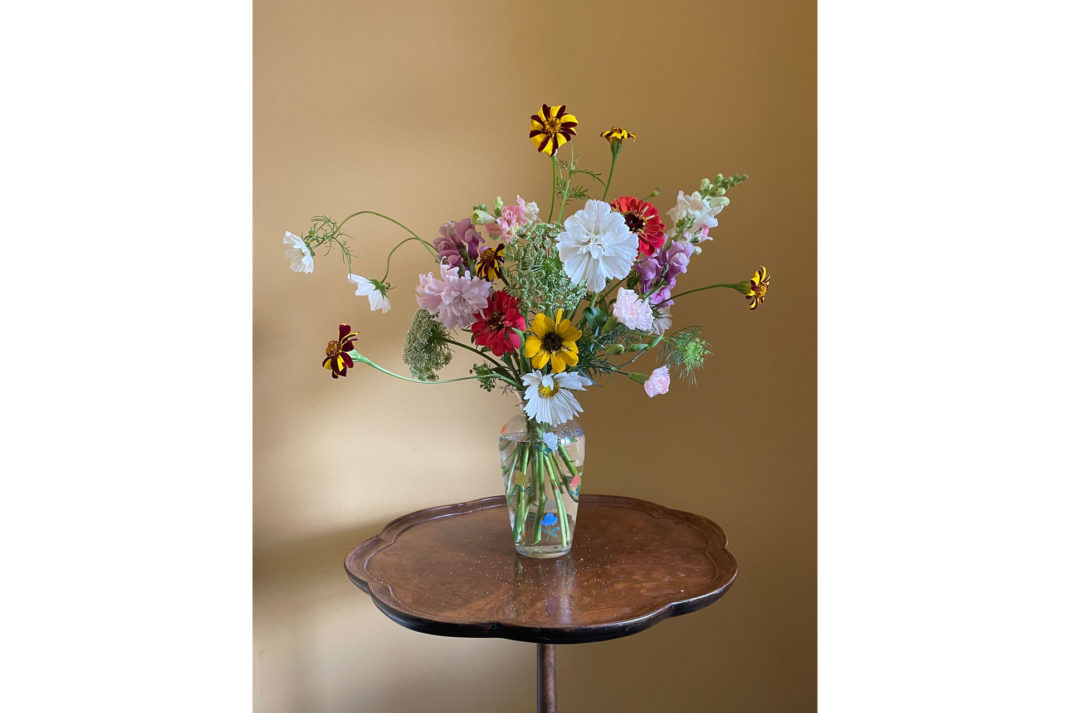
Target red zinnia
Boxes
[611,196,666,257]
[471,291,527,357]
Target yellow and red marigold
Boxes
[529,104,578,156]
[323,324,359,378]
[746,266,771,310]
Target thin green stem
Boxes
[334,210,438,260]
[544,453,570,546]
[379,237,426,282]
[669,282,748,301]
[557,145,574,223]
[445,339,510,372]
[349,352,518,388]
[533,453,546,543]
[602,152,619,201]
[548,153,557,218]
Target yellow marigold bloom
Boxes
[600,127,636,144]
[524,309,582,373]
[529,104,578,156]
[747,266,771,310]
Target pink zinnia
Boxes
[644,366,671,398]
[434,219,484,268]
[415,263,493,331]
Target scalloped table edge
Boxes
[344,494,738,644]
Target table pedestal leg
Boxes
[537,643,557,713]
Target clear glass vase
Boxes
[499,410,585,558]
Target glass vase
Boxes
[498,410,585,558]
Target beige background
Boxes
[254,0,815,710]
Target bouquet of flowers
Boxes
[285,104,770,557]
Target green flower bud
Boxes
[472,209,496,225]
[605,344,625,355]
[628,372,650,385]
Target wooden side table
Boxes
[345,494,737,712]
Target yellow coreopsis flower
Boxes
[529,104,578,156]
[524,309,582,373]
[746,266,771,310]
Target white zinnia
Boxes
[667,191,730,234]
[348,274,391,314]
[283,231,314,273]
[557,199,638,293]
[522,371,592,426]
[612,288,654,332]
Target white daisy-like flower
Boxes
[522,371,592,426]
[612,287,654,332]
[667,191,730,234]
[556,199,638,294]
[283,231,314,273]
[348,274,391,314]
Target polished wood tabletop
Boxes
[345,494,737,645]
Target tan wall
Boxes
[254,0,815,710]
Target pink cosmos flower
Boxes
[415,262,493,331]
[612,288,654,332]
[644,366,671,398]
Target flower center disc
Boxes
[325,340,341,357]
[541,332,564,352]
[538,383,560,398]
[624,212,645,233]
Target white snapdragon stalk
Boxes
[667,191,730,236]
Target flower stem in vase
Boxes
[533,451,546,543]
[545,452,571,547]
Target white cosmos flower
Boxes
[348,274,391,314]
[667,191,730,234]
[522,371,592,426]
[557,199,638,293]
[283,231,314,273]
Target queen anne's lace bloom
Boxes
[522,371,592,426]
[283,231,314,273]
[611,288,654,332]
[415,263,493,331]
[557,200,638,293]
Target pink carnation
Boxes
[644,366,671,398]
[612,288,654,331]
[415,263,493,331]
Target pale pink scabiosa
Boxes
[611,287,654,332]
[415,262,493,331]
[283,231,314,273]
[644,366,671,398]
[522,371,592,426]
[557,199,638,293]
[667,191,730,235]
[434,219,484,269]
[348,274,391,314]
